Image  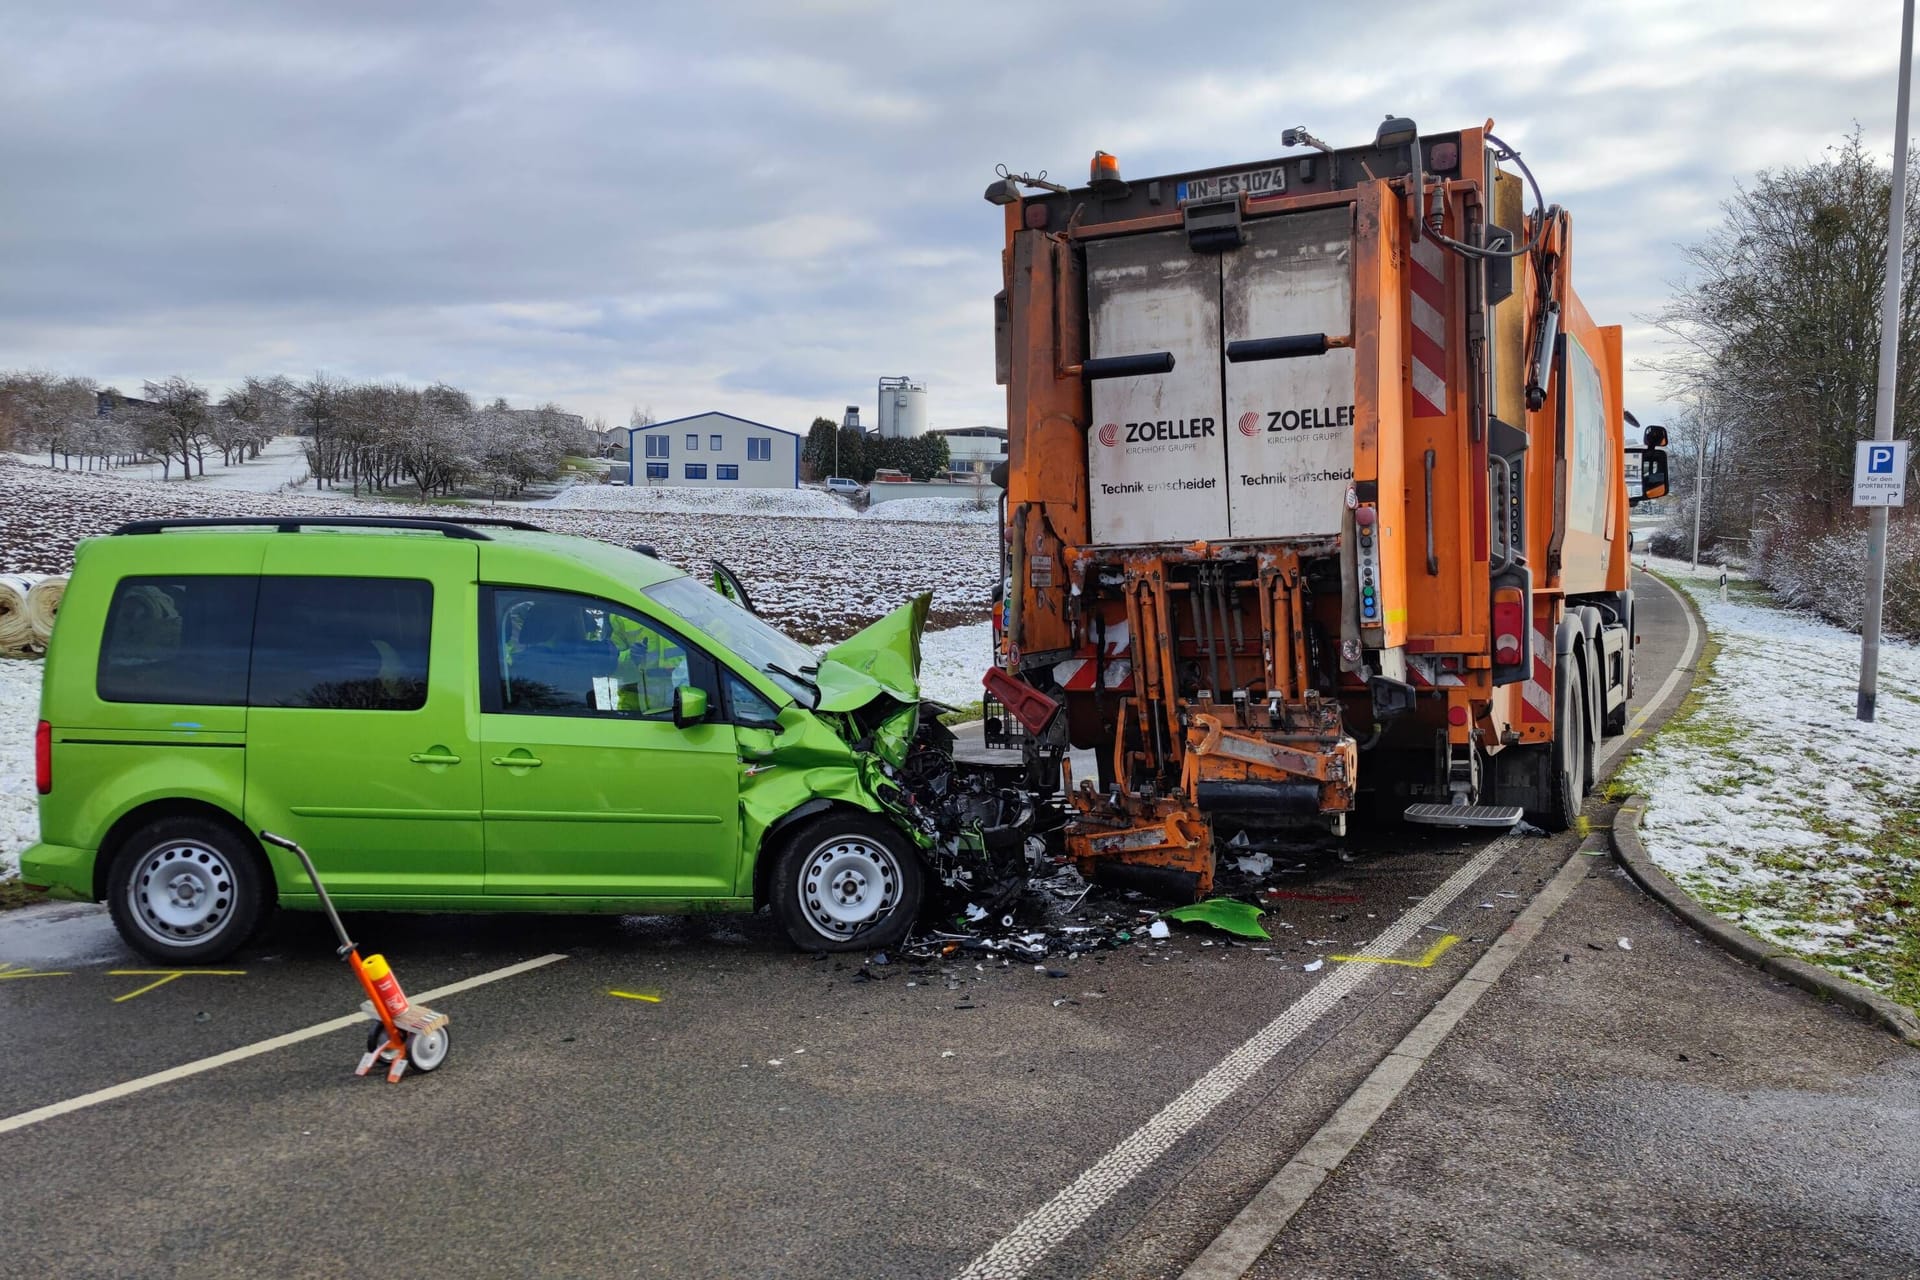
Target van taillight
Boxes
[35,720,52,795]
[1492,588,1526,665]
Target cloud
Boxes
[0,0,1907,432]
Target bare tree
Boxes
[142,376,212,479]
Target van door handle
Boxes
[409,751,462,765]
[490,754,543,768]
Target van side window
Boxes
[250,577,433,711]
[97,576,259,705]
[486,587,714,719]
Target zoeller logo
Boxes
[1237,412,1261,438]
[1098,418,1216,446]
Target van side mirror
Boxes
[673,686,708,729]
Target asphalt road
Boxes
[2,571,1909,1279]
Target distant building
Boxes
[933,425,1007,480]
[626,411,800,488]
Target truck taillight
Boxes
[1492,588,1525,664]
[35,720,52,795]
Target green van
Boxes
[21,515,1014,962]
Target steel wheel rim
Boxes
[127,840,234,946]
[798,837,901,940]
[409,1028,449,1071]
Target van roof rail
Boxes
[110,515,546,540]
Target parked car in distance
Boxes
[21,515,997,963]
[823,476,864,495]
[870,468,912,483]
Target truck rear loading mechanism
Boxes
[983,117,1670,901]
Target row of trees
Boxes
[800,416,953,483]
[1653,132,1918,633]
[0,369,594,498]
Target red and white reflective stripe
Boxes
[1519,623,1555,722]
[1409,234,1447,417]
[1406,655,1463,688]
[1053,620,1133,692]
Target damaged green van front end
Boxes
[728,592,1035,906]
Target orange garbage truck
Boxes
[981,118,1670,900]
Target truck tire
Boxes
[1580,647,1601,794]
[1539,657,1585,832]
[1604,636,1632,738]
[770,813,924,953]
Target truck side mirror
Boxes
[1634,448,1669,503]
[673,686,708,729]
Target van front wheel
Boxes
[107,817,268,964]
[770,814,923,953]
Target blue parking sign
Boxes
[1854,439,1908,506]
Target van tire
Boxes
[770,813,923,953]
[107,816,268,964]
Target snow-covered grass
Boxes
[863,496,999,525]
[0,457,995,645]
[541,481,858,520]
[6,434,313,492]
[918,622,993,708]
[0,658,40,880]
[1617,568,1920,1010]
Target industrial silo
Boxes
[876,376,928,439]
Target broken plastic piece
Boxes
[1303,959,1324,972]
[1148,921,1171,939]
[1617,937,1632,951]
[1164,898,1270,939]
[1234,852,1275,876]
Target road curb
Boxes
[1611,794,1920,1048]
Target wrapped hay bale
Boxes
[0,574,42,658]
[25,575,66,646]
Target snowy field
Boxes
[542,481,858,520]
[6,433,313,492]
[0,457,996,644]
[0,659,36,879]
[1620,558,1920,1006]
[863,496,1000,525]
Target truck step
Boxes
[1403,803,1526,829]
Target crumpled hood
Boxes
[812,593,930,713]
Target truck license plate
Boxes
[1177,167,1287,204]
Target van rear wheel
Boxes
[107,816,267,964]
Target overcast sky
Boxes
[0,1,1908,433]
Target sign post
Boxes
[1859,0,1916,724]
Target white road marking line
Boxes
[952,840,1516,1280]
[955,572,1701,1280]
[1181,843,1599,1279]
[0,953,567,1137]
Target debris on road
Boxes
[1618,937,1633,951]
[1163,898,1270,939]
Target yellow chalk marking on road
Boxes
[0,962,71,980]
[608,990,662,1002]
[109,970,246,1003]
[1331,935,1460,968]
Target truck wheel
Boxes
[1580,656,1600,794]
[106,815,268,964]
[1539,658,1585,832]
[770,814,923,953]
[1604,645,1632,737]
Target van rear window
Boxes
[98,576,260,706]
[250,577,432,711]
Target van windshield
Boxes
[644,575,818,707]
